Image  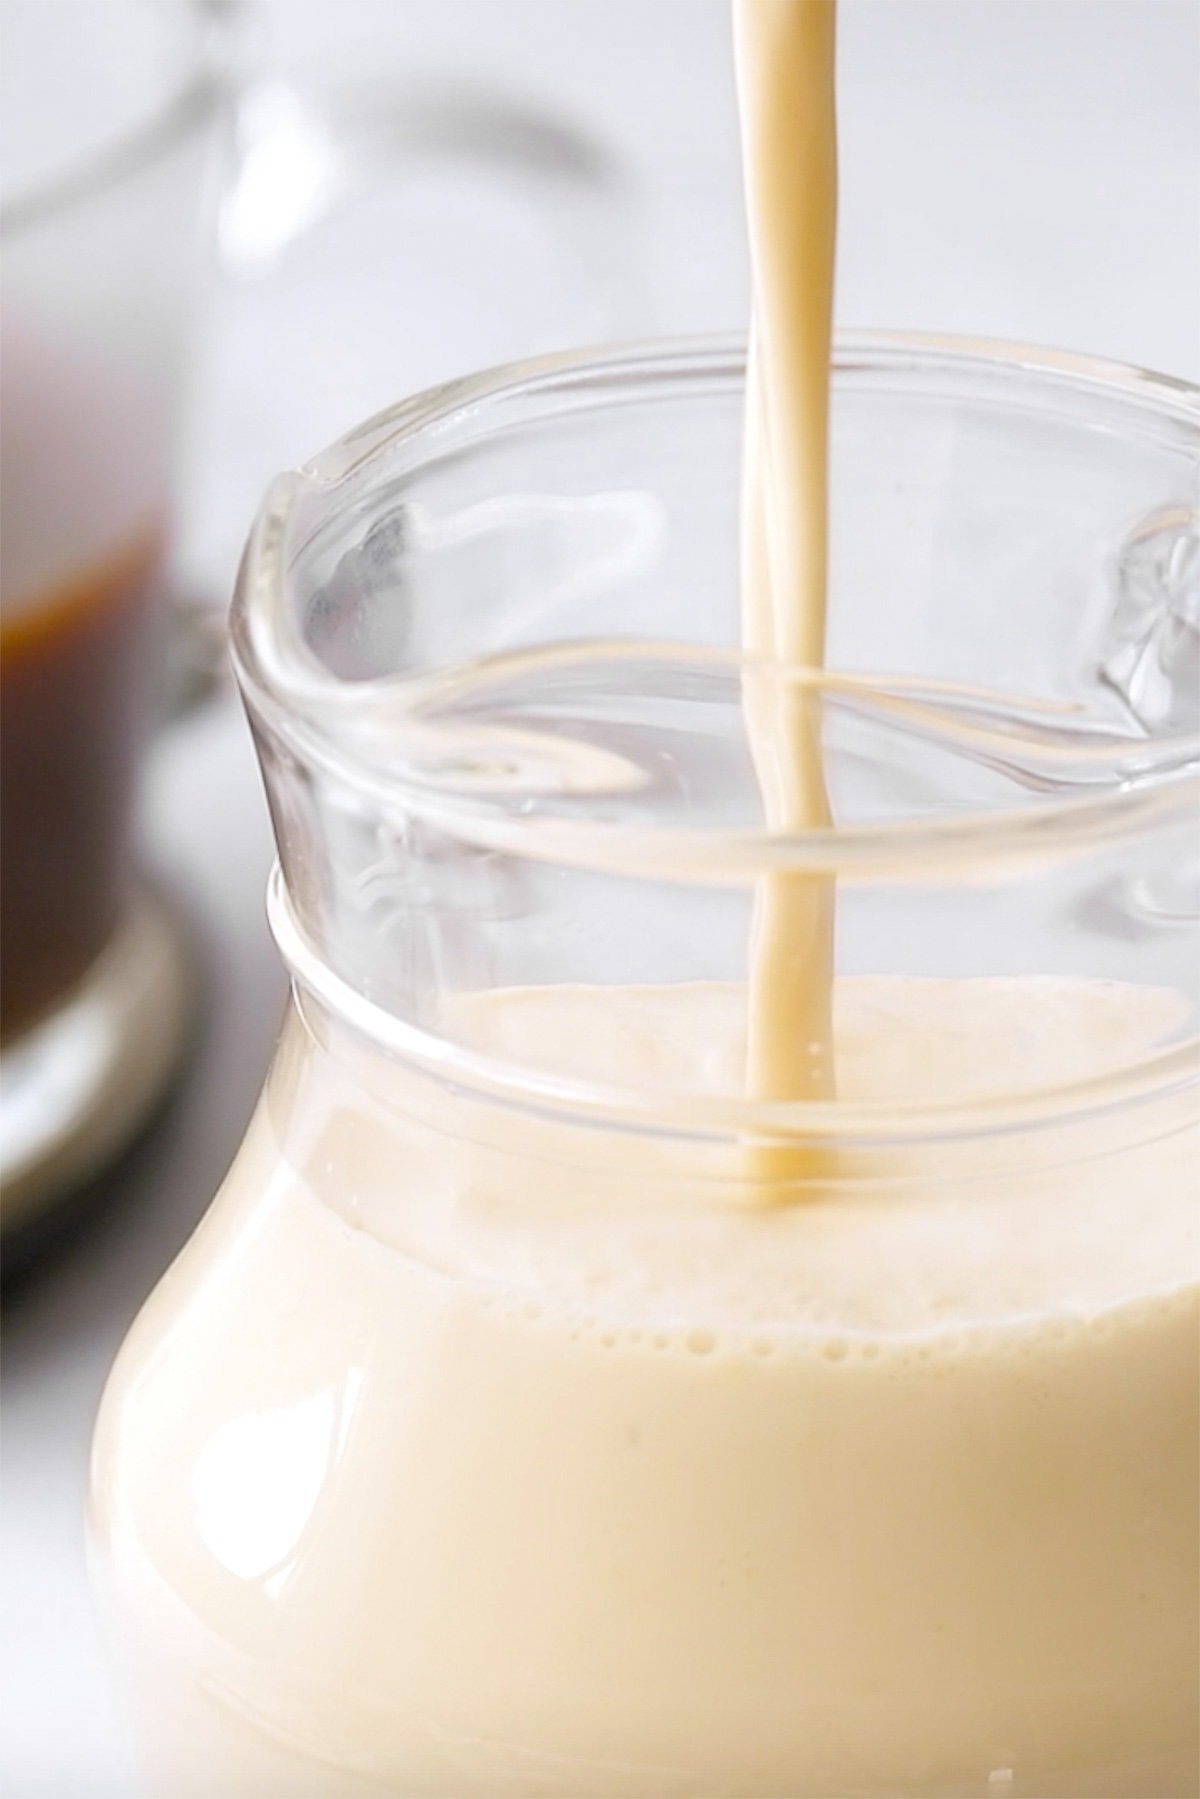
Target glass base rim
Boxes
[0,882,194,1233]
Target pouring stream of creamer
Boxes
[736,0,839,1171]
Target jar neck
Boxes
[272,961,1198,1203]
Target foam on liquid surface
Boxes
[310,976,1196,1343]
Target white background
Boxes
[3,3,1198,1795]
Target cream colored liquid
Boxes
[736,0,838,1123]
[92,978,1199,1796]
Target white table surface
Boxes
[3,4,1197,1794]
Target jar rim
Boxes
[232,331,1200,881]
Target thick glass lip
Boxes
[0,0,236,236]
[233,330,1200,881]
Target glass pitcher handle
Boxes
[221,71,641,333]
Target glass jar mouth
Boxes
[0,0,234,234]
[233,331,1200,881]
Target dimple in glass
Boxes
[92,335,1199,1799]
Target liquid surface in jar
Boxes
[92,977,1200,1797]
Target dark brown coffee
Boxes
[1,531,162,1039]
